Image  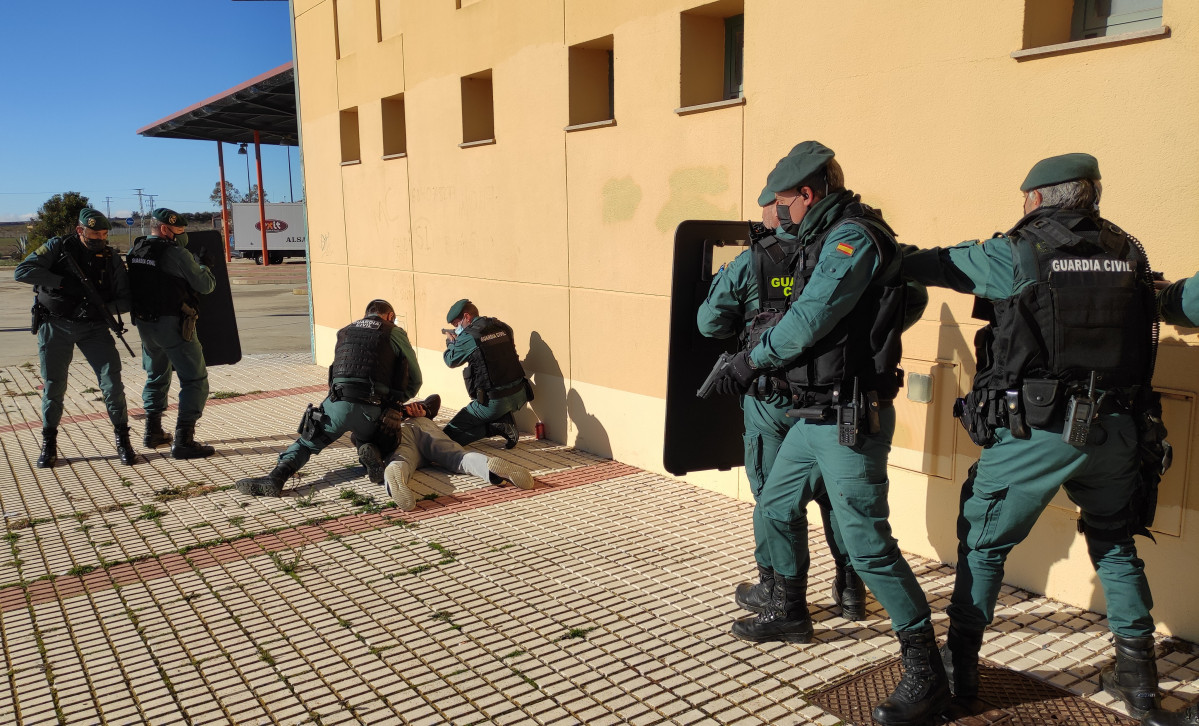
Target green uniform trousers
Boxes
[278,397,383,470]
[136,316,209,426]
[949,415,1153,638]
[755,406,932,632]
[444,388,527,446]
[744,394,850,570]
[38,318,128,429]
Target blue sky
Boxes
[0,1,297,222]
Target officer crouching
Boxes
[236,299,422,498]
[14,208,137,467]
[441,299,531,448]
[903,153,1167,719]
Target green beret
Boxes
[77,208,111,231]
[446,298,471,324]
[1020,153,1100,192]
[757,186,774,207]
[764,141,836,195]
[151,207,187,227]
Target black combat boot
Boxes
[734,565,775,614]
[832,562,866,621]
[941,620,985,700]
[1142,703,1199,726]
[730,573,813,643]
[143,413,172,448]
[358,443,386,484]
[115,427,138,465]
[417,394,441,419]
[487,413,519,449]
[1100,634,1161,718]
[37,428,58,468]
[872,626,951,726]
[171,424,215,460]
[235,463,296,497]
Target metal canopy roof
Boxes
[136,63,297,146]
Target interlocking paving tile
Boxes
[1,353,1196,724]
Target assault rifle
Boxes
[60,241,135,357]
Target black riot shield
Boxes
[663,220,753,476]
[188,230,242,366]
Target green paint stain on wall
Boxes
[601,177,642,223]
[655,167,737,233]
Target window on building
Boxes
[460,70,495,145]
[340,107,361,163]
[1021,0,1163,49]
[568,36,615,127]
[381,94,407,157]
[679,0,745,108]
[1071,0,1162,39]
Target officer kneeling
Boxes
[236,299,422,498]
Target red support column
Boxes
[254,130,269,266]
[217,141,232,262]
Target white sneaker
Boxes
[384,461,416,511]
[487,458,534,490]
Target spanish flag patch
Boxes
[835,242,855,256]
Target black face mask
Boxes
[81,235,106,252]
[775,200,798,235]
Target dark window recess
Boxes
[461,70,495,144]
[724,14,744,100]
[1072,0,1162,39]
[381,94,406,156]
[568,36,615,126]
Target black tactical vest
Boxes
[972,208,1153,395]
[127,236,192,320]
[329,316,404,389]
[462,317,525,398]
[742,228,803,352]
[783,202,907,403]
[36,235,118,321]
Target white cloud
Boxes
[0,213,35,223]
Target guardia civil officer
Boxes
[236,299,422,498]
[697,183,867,623]
[707,142,946,724]
[14,208,137,467]
[442,300,530,447]
[126,208,216,459]
[902,154,1164,719]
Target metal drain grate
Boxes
[808,658,1137,725]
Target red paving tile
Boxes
[0,384,327,434]
[0,460,640,612]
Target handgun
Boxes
[697,352,733,399]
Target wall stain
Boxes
[655,167,737,233]
[601,177,642,224]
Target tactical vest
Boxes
[127,236,193,320]
[741,231,803,352]
[972,209,1153,397]
[329,316,404,391]
[461,317,525,398]
[36,235,117,321]
[783,202,907,403]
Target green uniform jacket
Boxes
[1159,272,1199,327]
[900,235,1034,301]
[747,191,895,370]
[135,234,217,298]
[443,330,478,368]
[332,325,423,403]
[15,235,131,314]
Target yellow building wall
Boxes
[292,0,1199,639]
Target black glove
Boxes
[58,275,86,298]
[713,350,758,397]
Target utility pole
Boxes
[134,189,145,234]
[146,194,156,214]
[104,196,112,218]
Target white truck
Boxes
[230,202,307,264]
